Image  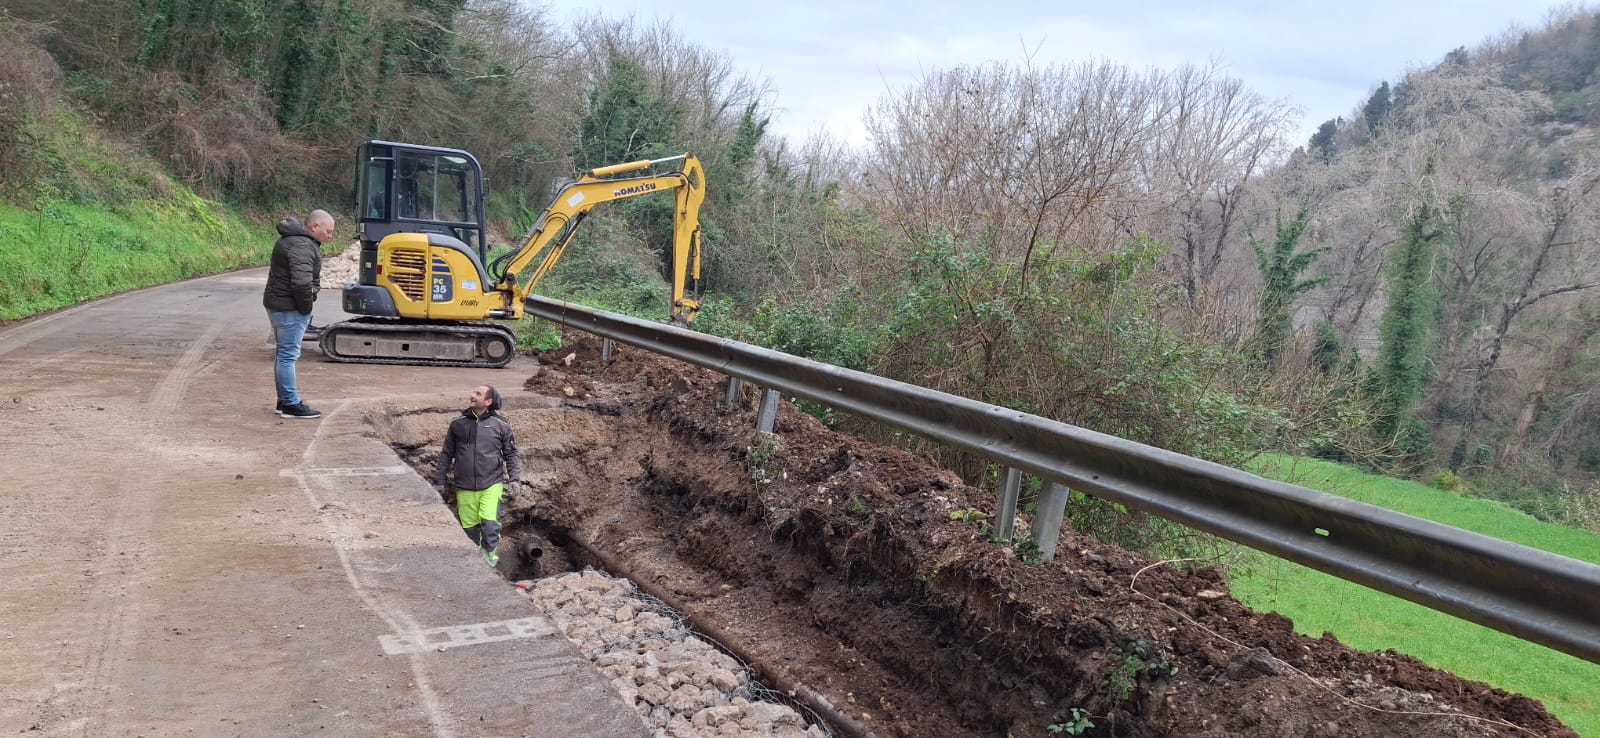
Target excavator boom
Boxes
[490,154,706,322]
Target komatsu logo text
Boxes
[614,183,657,196]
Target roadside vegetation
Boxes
[0,15,294,320]
[0,192,275,320]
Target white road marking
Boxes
[379,617,558,655]
[290,401,454,738]
[280,466,412,477]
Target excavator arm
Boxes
[488,153,706,323]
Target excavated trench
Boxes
[376,335,1576,738]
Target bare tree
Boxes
[860,61,1180,286]
[1547,383,1600,468]
[1450,167,1600,468]
[1137,63,1296,311]
[1503,297,1600,465]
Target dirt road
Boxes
[0,271,647,737]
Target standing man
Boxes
[435,385,521,565]
[264,209,334,419]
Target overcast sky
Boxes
[553,1,1578,150]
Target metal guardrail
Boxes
[526,295,1600,665]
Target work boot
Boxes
[482,548,500,566]
[277,402,322,419]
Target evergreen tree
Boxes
[1249,204,1328,368]
[1308,118,1339,163]
[574,52,683,170]
[1363,82,1392,133]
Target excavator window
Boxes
[360,159,390,220]
[392,151,477,226]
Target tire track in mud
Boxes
[74,307,232,734]
[0,303,97,360]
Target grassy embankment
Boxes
[0,194,277,320]
[1235,456,1600,737]
[0,107,281,321]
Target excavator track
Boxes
[317,317,517,368]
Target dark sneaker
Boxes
[302,324,323,342]
[277,402,322,419]
[275,400,286,414]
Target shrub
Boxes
[1431,469,1465,493]
[0,14,62,195]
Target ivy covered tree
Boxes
[1311,321,1344,375]
[1249,204,1328,369]
[271,0,325,130]
[1371,182,1452,462]
[572,50,688,278]
[135,0,272,80]
[711,102,767,209]
[574,52,683,170]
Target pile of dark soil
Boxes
[394,334,1574,738]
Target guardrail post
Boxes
[994,467,1023,542]
[601,338,614,362]
[756,388,781,432]
[1031,482,1070,562]
[724,377,743,409]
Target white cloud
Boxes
[553,0,1577,150]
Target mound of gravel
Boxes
[522,569,830,738]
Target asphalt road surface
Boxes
[0,270,648,737]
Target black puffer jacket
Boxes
[263,218,322,315]
[434,387,522,492]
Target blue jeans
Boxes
[267,310,311,405]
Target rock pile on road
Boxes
[524,569,829,738]
[320,242,361,290]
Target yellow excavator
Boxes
[321,139,706,367]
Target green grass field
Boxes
[1234,456,1600,736]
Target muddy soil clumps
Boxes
[390,335,1574,738]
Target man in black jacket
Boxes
[434,385,522,565]
[263,210,334,419]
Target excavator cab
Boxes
[355,140,486,256]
